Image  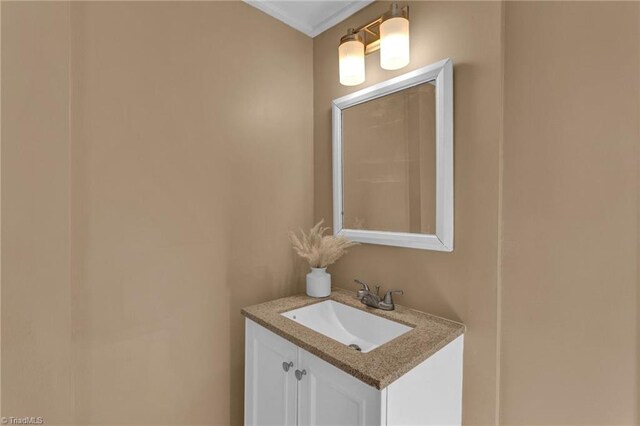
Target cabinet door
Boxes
[245,319,298,426]
[297,349,384,426]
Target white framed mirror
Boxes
[332,58,453,251]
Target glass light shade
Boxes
[379,17,410,70]
[339,40,365,86]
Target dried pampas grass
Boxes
[289,220,358,268]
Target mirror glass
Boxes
[342,81,436,234]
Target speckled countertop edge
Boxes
[241,288,465,390]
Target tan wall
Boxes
[316,1,640,425]
[314,2,504,424]
[2,1,312,424]
[1,2,73,423]
[500,2,639,424]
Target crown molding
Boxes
[244,1,374,38]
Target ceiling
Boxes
[244,0,374,38]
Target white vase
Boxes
[306,267,331,298]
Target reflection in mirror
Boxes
[343,81,436,234]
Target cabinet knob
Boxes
[282,361,293,372]
[295,369,307,381]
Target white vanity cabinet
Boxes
[297,348,383,426]
[245,319,298,426]
[245,319,381,425]
[244,319,464,426]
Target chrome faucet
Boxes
[354,279,404,311]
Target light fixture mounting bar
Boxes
[344,4,409,55]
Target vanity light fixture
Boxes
[338,3,410,86]
[339,31,366,86]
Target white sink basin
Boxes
[281,300,412,353]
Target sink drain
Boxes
[348,343,362,352]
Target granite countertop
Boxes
[241,288,465,390]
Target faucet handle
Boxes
[354,279,370,292]
[383,289,404,304]
[354,279,370,300]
